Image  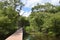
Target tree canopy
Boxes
[0,0,60,40]
[0,0,24,40]
[24,3,60,40]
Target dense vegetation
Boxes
[24,3,60,40]
[0,0,23,40]
[0,0,60,40]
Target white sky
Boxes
[1,0,60,17]
[22,0,60,7]
[20,0,60,17]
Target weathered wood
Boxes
[5,28,23,40]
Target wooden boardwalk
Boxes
[5,28,23,40]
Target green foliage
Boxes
[0,0,25,40]
[18,16,30,27]
[24,3,60,40]
[0,0,25,39]
[0,2,19,40]
[24,12,60,40]
[0,1,60,40]
[32,3,60,13]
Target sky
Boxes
[16,0,60,17]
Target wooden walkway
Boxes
[5,28,23,40]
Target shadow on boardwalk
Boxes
[5,28,23,40]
